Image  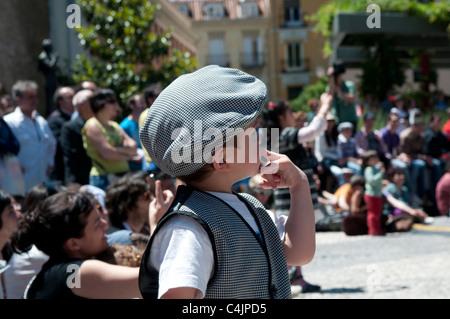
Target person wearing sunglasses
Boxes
[82,89,142,190]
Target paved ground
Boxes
[292,216,450,299]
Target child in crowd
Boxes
[362,150,385,235]
[337,122,362,176]
[138,65,316,299]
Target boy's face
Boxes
[223,120,261,180]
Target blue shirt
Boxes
[120,117,141,148]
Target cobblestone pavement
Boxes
[292,216,450,299]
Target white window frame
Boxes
[203,3,225,19]
[286,42,303,70]
[177,5,189,17]
[284,1,302,26]
[241,2,259,18]
[243,35,263,66]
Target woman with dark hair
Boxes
[12,191,141,299]
[1,190,21,259]
[382,168,429,232]
[261,92,332,293]
[82,88,141,190]
[23,181,60,213]
[0,189,21,298]
[2,182,58,299]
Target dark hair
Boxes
[105,176,149,229]
[445,160,450,173]
[23,182,60,214]
[0,189,12,230]
[361,150,378,170]
[12,192,95,259]
[349,175,365,187]
[176,164,214,186]
[89,88,117,114]
[143,83,162,107]
[324,121,338,147]
[387,167,405,182]
[429,113,441,123]
[261,100,291,150]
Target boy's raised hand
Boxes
[259,150,308,191]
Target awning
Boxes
[330,13,450,68]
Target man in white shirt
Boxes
[4,81,56,193]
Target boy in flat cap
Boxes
[139,65,315,299]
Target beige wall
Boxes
[0,0,50,114]
[267,0,329,101]
[191,17,270,85]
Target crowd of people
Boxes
[1,63,450,299]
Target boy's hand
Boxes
[260,151,316,266]
[259,150,307,191]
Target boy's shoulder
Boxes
[235,192,264,208]
[179,187,261,208]
[170,187,265,218]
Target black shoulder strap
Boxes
[138,185,221,299]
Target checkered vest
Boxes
[139,185,291,299]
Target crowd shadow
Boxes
[319,287,365,294]
[318,285,409,295]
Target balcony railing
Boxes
[240,52,265,68]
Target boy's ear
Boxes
[212,146,230,172]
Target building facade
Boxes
[267,0,328,101]
[170,0,328,101]
[0,0,328,113]
[171,0,271,86]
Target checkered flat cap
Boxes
[139,65,267,177]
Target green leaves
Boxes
[310,0,450,57]
[307,0,449,102]
[290,77,329,113]
[72,0,196,111]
